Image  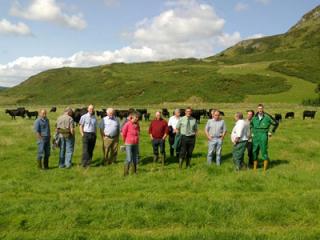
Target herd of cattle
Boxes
[4,106,317,123]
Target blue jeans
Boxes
[207,138,223,165]
[37,137,50,161]
[125,144,139,165]
[59,136,75,168]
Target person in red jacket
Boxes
[121,112,140,176]
[149,111,169,167]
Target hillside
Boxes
[1,5,319,105]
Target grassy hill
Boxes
[0,5,319,105]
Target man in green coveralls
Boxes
[251,104,279,172]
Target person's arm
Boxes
[205,121,212,140]
[162,121,169,140]
[149,121,153,140]
[122,122,128,142]
[221,121,227,140]
[99,120,104,138]
[34,120,42,140]
[69,118,75,135]
[79,116,84,137]
[267,113,279,134]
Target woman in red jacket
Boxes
[121,112,140,176]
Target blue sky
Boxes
[0,0,319,86]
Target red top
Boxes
[149,119,169,139]
[122,121,140,145]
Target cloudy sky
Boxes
[0,0,319,87]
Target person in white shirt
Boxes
[231,112,249,171]
[168,109,181,157]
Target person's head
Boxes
[155,111,161,120]
[64,107,73,116]
[234,112,243,121]
[131,112,139,123]
[107,108,114,117]
[174,109,181,117]
[247,110,254,120]
[257,104,264,114]
[87,104,94,115]
[185,107,192,117]
[39,109,47,118]
[212,110,220,121]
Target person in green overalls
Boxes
[251,104,279,172]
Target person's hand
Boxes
[268,132,272,137]
[207,136,212,141]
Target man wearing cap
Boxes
[79,104,97,168]
[176,107,198,169]
[205,110,227,166]
[34,109,51,169]
[56,107,75,168]
[231,112,249,171]
[251,104,279,172]
[99,108,120,165]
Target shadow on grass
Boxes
[269,159,289,169]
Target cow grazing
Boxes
[285,112,295,119]
[5,108,26,120]
[162,108,170,118]
[274,113,282,122]
[115,110,130,120]
[136,109,147,120]
[26,110,38,119]
[50,107,57,112]
[303,110,316,120]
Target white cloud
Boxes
[234,2,249,12]
[0,18,32,36]
[255,0,271,5]
[1,0,245,87]
[217,32,242,47]
[246,33,265,39]
[10,0,87,30]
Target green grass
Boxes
[1,104,320,239]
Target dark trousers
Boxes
[152,138,165,156]
[179,135,195,160]
[169,133,179,157]
[82,132,96,167]
[247,141,253,166]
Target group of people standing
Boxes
[33,104,278,175]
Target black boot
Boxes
[160,154,165,167]
[124,163,130,176]
[38,160,43,169]
[179,158,184,169]
[43,158,49,170]
[186,158,191,168]
[132,163,137,174]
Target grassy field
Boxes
[1,104,320,239]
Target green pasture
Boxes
[1,104,320,239]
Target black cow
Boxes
[115,110,130,120]
[136,109,147,120]
[285,112,295,119]
[274,113,282,122]
[72,108,88,125]
[162,108,170,118]
[5,108,26,120]
[26,110,38,119]
[207,109,224,118]
[143,113,150,121]
[50,107,57,112]
[96,109,106,119]
[303,110,316,120]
